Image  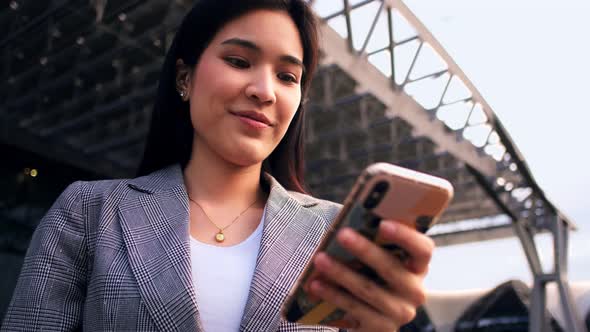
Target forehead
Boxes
[211,9,303,59]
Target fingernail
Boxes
[314,253,331,269]
[339,228,356,245]
[382,221,397,234]
[311,280,324,292]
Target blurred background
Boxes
[1,0,588,331]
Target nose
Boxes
[245,68,276,105]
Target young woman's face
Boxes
[187,9,304,167]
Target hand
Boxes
[308,220,434,331]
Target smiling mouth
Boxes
[230,110,273,127]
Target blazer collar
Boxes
[121,164,329,332]
[125,164,186,195]
[126,163,320,208]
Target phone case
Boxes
[282,162,453,326]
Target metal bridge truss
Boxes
[0,0,585,330]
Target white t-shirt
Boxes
[189,210,265,332]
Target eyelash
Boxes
[225,57,249,69]
[278,73,298,84]
[224,56,299,84]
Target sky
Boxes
[313,0,590,290]
[401,0,590,290]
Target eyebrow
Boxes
[220,37,305,73]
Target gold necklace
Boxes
[188,196,258,243]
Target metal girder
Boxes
[0,0,171,98]
[313,0,574,236]
[73,1,169,61]
[492,118,574,228]
[1,1,169,105]
[38,83,156,138]
[318,23,497,178]
[432,223,514,247]
[514,216,587,332]
[315,0,573,231]
[14,60,160,131]
[439,199,499,224]
[305,65,506,228]
[469,162,585,332]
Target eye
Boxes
[224,56,250,69]
[278,72,298,84]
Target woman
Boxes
[2,1,434,331]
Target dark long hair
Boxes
[137,0,319,193]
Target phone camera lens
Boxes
[363,181,389,209]
[416,215,433,234]
[375,181,389,192]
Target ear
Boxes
[175,59,192,101]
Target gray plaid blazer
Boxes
[2,164,343,331]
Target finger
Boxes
[308,279,402,331]
[336,228,426,307]
[314,252,421,317]
[338,313,360,330]
[378,221,435,275]
[302,269,324,302]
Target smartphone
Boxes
[282,162,454,326]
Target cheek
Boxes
[191,58,222,100]
[189,58,240,124]
[277,90,302,131]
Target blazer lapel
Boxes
[240,174,331,332]
[118,165,202,331]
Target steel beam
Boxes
[0,0,170,97]
[431,223,514,247]
[319,23,497,178]
[358,0,385,55]
[517,215,588,332]
[38,84,156,138]
[469,163,585,331]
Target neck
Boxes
[183,138,264,207]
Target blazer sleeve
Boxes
[2,181,87,331]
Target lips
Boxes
[230,110,273,126]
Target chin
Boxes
[212,132,280,168]
[225,146,270,168]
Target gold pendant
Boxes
[215,231,225,243]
